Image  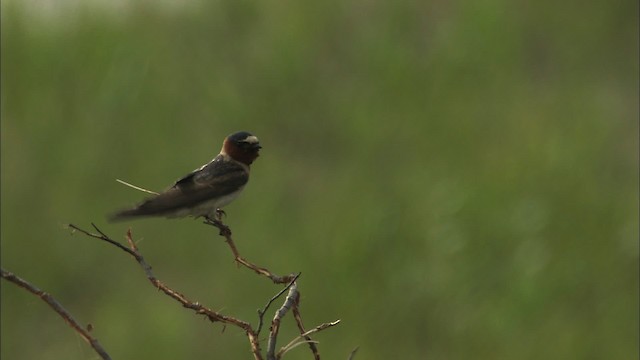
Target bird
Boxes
[109,131,261,222]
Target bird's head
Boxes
[222,131,262,165]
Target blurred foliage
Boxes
[1,0,638,359]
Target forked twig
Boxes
[267,284,299,360]
[277,320,342,359]
[68,219,342,359]
[257,272,301,335]
[203,215,343,359]
[68,224,262,359]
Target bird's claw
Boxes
[203,213,231,236]
[215,208,227,221]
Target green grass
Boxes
[2,1,638,359]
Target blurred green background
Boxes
[1,0,638,359]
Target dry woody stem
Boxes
[62,219,340,359]
[203,217,298,284]
[1,268,112,360]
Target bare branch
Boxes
[279,340,319,356]
[203,215,342,359]
[67,223,136,257]
[292,303,321,359]
[1,268,112,360]
[68,224,263,360]
[68,219,342,359]
[257,273,301,335]
[203,217,297,284]
[266,285,299,360]
[277,320,341,359]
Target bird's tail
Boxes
[108,208,147,222]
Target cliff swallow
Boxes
[110,131,261,221]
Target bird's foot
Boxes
[204,213,231,236]
[215,208,227,221]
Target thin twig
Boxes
[257,273,301,335]
[277,320,341,359]
[293,303,321,359]
[203,218,297,284]
[70,219,341,359]
[68,223,136,257]
[1,268,112,360]
[68,224,263,360]
[266,285,299,360]
[280,340,319,355]
[202,215,342,359]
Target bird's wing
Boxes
[172,156,249,194]
[111,157,248,219]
